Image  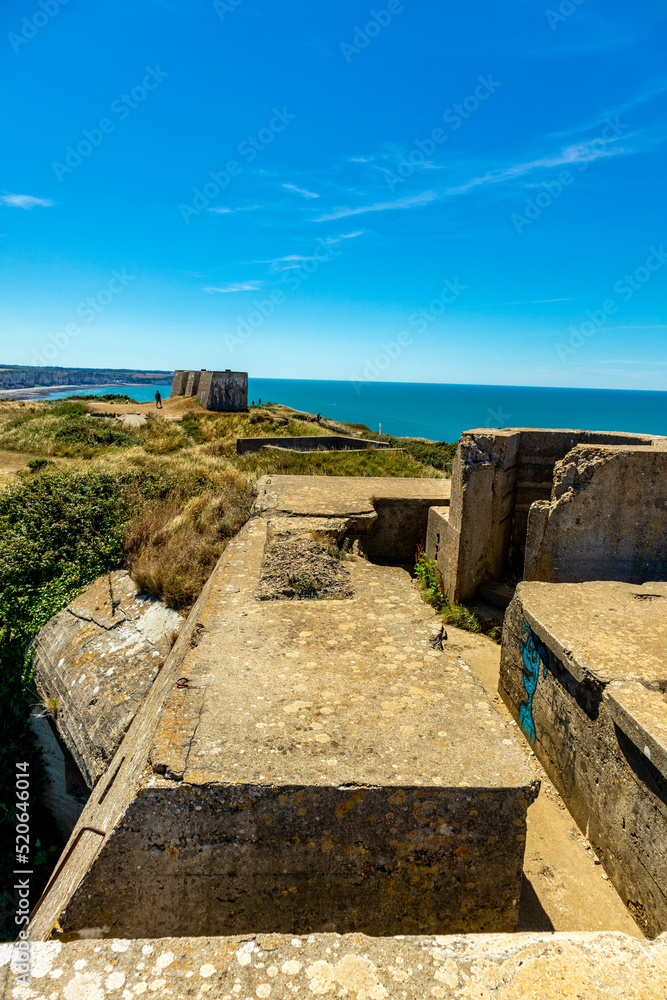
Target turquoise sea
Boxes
[44,379,667,444]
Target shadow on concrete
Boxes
[516,873,555,932]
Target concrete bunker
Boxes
[426,427,666,605]
[170,368,248,411]
[28,477,538,941]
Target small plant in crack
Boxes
[287,574,321,599]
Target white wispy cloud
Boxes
[250,232,365,272]
[600,357,667,364]
[505,297,575,305]
[208,205,260,215]
[1,193,53,209]
[549,79,667,143]
[444,135,632,199]
[315,191,437,222]
[202,282,263,293]
[282,183,319,199]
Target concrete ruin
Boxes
[170,368,248,411]
[28,476,537,942]
[499,580,667,938]
[426,428,667,604]
[31,572,183,799]
[19,427,667,993]
[524,444,667,584]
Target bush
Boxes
[51,401,88,417]
[414,547,482,634]
[26,458,54,472]
[53,415,137,449]
[61,394,139,404]
[0,470,133,938]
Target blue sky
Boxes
[1,0,666,388]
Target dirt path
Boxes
[446,627,643,937]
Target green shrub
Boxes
[414,548,482,634]
[53,415,137,449]
[61,394,139,404]
[180,413,205,443]
[51,401,88,417]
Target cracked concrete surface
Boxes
[32,571,183,788]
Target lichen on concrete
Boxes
[4,931,667,999]
[31,571,183,788]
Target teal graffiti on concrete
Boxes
[519,623,548,742]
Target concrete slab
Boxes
[255,474,451,516]
[500,581,667,937]
[506,580,667,686]
[4,932,667,999]
[30,519,536,941]
[255,474,451,563]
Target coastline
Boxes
[0,382,171,402]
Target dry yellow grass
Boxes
[123,472,252,609]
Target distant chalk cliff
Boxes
[0,365,173,390]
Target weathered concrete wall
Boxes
[184,370,201,396]
[236,435,391,455]
[31,571,183,788]
[430,429,520,603]
[169,369,188,396]
[29,490,534,942]
[199,369,248,411]
[428,428,663,603]
[5,932,667,999]
[499,580,667,937]
[29,714,86,839]
[525,444,667,584]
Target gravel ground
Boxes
[257,533,354,600]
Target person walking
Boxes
[155,390,162,409]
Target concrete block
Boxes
[255,475,450,563]
[5,932,667,999]
[30,509,536,941]
[499,580,667,936]
[184,370,202,396]
[525,444,667,584]
[439,428,666,603]
[31,571,183,788]
[199,369,248,411]
[169,370,188,397]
